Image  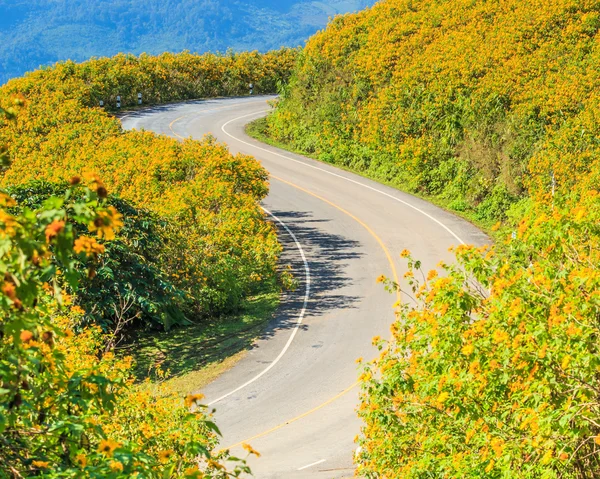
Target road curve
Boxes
[121,96,489,478]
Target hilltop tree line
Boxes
[0,0,375,85]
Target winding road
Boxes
[121,96,489,478]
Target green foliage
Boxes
[7,181,190,331]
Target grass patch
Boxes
[246,117,498,238]
[124,285,280,394]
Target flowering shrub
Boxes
[0,175,258,477]
[3,48,298,111]
[357,192,600,477]
[7,181,190,330]
[264,1,600,475]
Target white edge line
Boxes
[221,110,467,246]
[298,459,326,471]
[207,206,311,406]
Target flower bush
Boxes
[0,175,256,477]
[358,191,600,477]
[0,50,292,474]
[261,1,600,476]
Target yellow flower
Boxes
[110,460,124,472]
[541,449,554,464]
[98,439,120,456]
[89,206,123,240]
[32,461,49,468]
[157,450,174,463]
[184,467,202,478]
[427,270,438,280]
[45,220,65,243]
[376,274,386,283]
[0,192,16,207]
[75,454,87,468]
[461,343,474,356]
[400,249,410,258]
[242,443,261,457]
[207,459,226,470]
[492,329,509,343]
[74,236,106,257]
[491,438,505,458]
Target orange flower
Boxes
[75,454,87,468]
[74,236,105,256]
[20,330,34,343]
[242,443,261,457]
[184,393,205,408]
[45,220,65,243]
[2,282,17,300]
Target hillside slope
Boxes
[265,0,600,223]
[0,0,375,85]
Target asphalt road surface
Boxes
[121,96,489,478]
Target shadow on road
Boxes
[255,208,363,343]
[127,206,364,382]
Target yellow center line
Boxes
[222,175,401,450]
[224,381,359,450]
[271,175,401,299]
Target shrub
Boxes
[358,193,600,478]
[265,0,600,222]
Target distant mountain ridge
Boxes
[0,0,376,85]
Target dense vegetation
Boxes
[0,0,375,85]
[0,49,298,330]
[0,51,294,475]
[0,172,257,476]
[264,0,600,224]
[255,0,600,476]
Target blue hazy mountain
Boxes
[0,0,376,85]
